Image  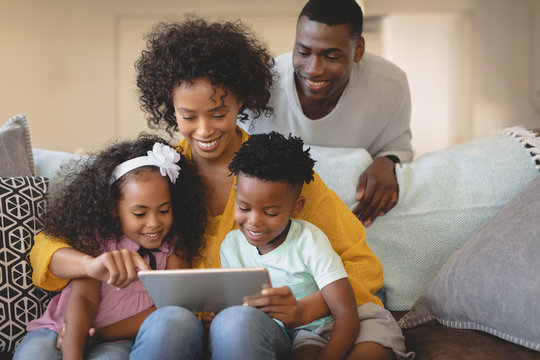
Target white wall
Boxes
[0,0,303,152]
[365,0,540,156]
[1,0,539,154]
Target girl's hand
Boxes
[56,325,102,351]
[82,250,150,288]
[242,286,304,328]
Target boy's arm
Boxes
[318,278,360,360]
[61,277,101,360]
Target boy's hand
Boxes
[242,286,303,328]
[83,250,150,288]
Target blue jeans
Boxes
[130,305,290,360]
[13,328,133,360]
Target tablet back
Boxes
[138,268,271,312]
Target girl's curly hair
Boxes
[42,134,208,265]
[135,17,275,135]
[228,131,315,187]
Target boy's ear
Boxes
[291,195,306,218]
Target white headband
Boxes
[110,142,181,184]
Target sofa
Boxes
[1,114,540,359]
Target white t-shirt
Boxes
[220,219,348,331]
[241,52,413,162]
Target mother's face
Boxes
[172,77,243,163]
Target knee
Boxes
[211,305,271,339]
[213,305,265,328]
[140,306,202,336]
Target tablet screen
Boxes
[138,268,271,312]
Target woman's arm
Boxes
[60,278,101,360]
[317,278,360,360]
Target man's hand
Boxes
[354,156,399,227]
[83,250,150,288]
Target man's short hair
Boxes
[299,0,363,39]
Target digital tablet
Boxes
[138,267,271,313]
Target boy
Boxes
[221,132,359,359]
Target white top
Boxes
[241,52,413,162]
[220,219,348,331]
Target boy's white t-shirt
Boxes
[220,219,348,331]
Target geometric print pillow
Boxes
[0,177,52,353]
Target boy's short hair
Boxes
[229,132,315,187]
[299,0,364,39]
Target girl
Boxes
[15,135,207,359]
[30,18,409,359]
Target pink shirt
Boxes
[27,235,175,333]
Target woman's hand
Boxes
[82,250,150,288]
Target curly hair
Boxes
[42,134,208,265]
[135,17,275,134]
[228,132,315,187]
[300,0,363,39]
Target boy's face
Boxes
[234,173,305,255]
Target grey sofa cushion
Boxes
[0,115,35,177]
[399,175,540,352]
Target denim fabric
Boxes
[13,328,133,360]
[130,306,204,360]
[209,306,290,360]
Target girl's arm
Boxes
[317,278,359,360]
[91,306,156,342]
[49,247,150,288]
[60,277,101,360]
[91,251,189,341]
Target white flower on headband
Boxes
[110,142,181,184]
[147,143,181,183]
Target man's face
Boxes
[293,16,364,107]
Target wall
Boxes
[1,0,539,155]
[365,0,540,156]
[0,0,303,152]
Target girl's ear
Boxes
[291,195,306,218]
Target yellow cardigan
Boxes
[31,128,383,306]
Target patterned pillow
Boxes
[0,177,51,353]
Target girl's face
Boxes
[117,170,173,249]
[173,77,243,163]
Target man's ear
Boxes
[354,36,365,62]
[291,195,306,218]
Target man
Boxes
[242,0,412,227]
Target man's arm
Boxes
[354,73,412,226]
